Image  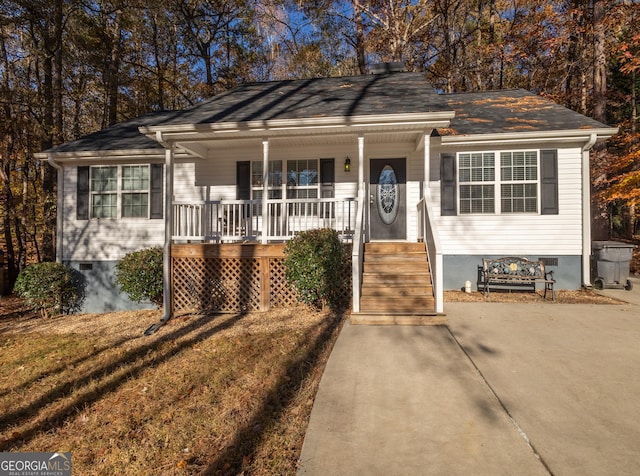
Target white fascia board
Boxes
[139,111,455,141]
[34,148,190,162]
[440,128,618,146]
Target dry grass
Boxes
[0,283,623,475]
[445,288,624,304]
[0,296,346,475]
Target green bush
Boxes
[283,228,350,310]
[14,262,82,318]
[115,247,164,307]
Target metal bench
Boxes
[479,257,555,300]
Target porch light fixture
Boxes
[344,156,351,172]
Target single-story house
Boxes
[36,70,618,321]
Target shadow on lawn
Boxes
[0,311,249,451]
[199,308,346,475]
[0,334,140,400]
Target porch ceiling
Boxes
[173,128,431,158]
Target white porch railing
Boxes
[417,187,444,314]
[351,183,366,313]
[173,198,357,243]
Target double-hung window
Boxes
[441,149,557,217]
[240,159,332,203]
[459,153,496,214]
[251,160,282,200]
[121,165,150,217]
[78,164,163,220]
[457,150,539,214]
[500,151,538,213]
[90,166,118,218]
[287,159,318,199]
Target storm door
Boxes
[369,158,406,240]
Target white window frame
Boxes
[286,159,319,200]
[457,150,540,215]
[89,165,151,219]
[458,152,496,214]
[249,159,324,201]
[500,151,539,214]
[251,160,282,200]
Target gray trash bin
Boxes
[592,241,637,290]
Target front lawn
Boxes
[0,298,345,475]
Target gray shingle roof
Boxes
[42,74,613,155]
[158,72,449,125]
[43,110,181,154]
[442,89,611,136]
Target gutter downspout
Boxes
[145,139,174,335]
[582,133,597,288]
[47,154,64,264]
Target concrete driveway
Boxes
[298,278,640,475]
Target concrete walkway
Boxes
[298,278,640,475]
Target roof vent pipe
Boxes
[370,62,405,74]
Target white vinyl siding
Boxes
[431,146,583,256]
[62,138,584,263]
[63,166,165,261]
[89,165,151,219]
[191,142,356,201]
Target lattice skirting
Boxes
[171,243,351,313]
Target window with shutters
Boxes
[81,165,162,219]
[246,159,328,201]
[239,159,333,217]
[456,150,540,214]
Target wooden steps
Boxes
[351,242,444,325]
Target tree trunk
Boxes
[1,155,18,290]
[107,10,122,127]
[632,69,637,135]
[354,0,367,75]
[152,13,165,110]
[41,51,57,262]
[592,0,607,123]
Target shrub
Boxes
[283,228,350,310]
[14,262,82,318]
[115,247,164,307]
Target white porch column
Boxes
[423,131,431,195]
[358,135,364,186]
[163,143,174,318]
[261,138,269,244]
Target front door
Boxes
[369,158,406,240]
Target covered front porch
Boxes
[172,197,357,243]
[167,182,443,317]
[141,77,453,319]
